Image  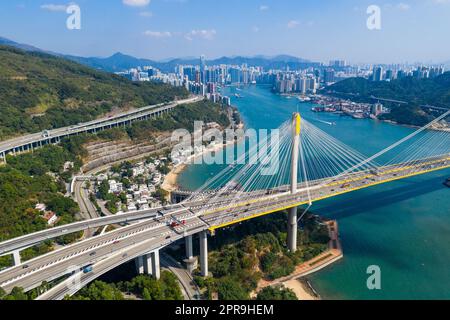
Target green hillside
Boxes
[326,74,450,126]
[0,45,188,141]
[327,74,450,107]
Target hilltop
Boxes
[0,45,188,141]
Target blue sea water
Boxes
[178,85,450,299]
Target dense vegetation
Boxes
[126,99,230,138]
[256,285,298,300]
[0,145,83,268]
[67,272,183,300]
[0,45,188,141]
[0,98,230,268]
[192,212,330,300]
[326,74,450,126]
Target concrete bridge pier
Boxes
[135,250,160,280]
[12,250,21,266]
[287,207,298,252]
[135,255,144,274]
[183,235,197,274]
[0,152,6,165]
[199,231,208,277]
[147,250,161,280]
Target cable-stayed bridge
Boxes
[0,109,449,299]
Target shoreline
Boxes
[256,220,343,300]
[161,163,187,193]
[282,278,320,301]
[161,139,238,194]
[162,116,244,194]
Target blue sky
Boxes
[0,0,450,63]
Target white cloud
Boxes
[139,11,153,17]
[40,4,68,11]
[287,20,300,29]
[259,5,269,11]
[252,26,260,33]
[185,29,216,41]
[143,30,172,38]
[123,0,150,7]
[397,3,411,10]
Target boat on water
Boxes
[297,96,312,102]
[317,120,337,126]
[352,112,366,119]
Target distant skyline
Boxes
[1,0,450,64]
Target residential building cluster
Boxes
[371,65,445,82]
[311,95,390,119]
[35,203,59,226]
[115,55,446,105]
[96,158,170,213]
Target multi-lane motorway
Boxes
[0,96,201,159]
[0,209,206,293]
[0,154,449,297]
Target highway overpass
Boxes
[0,96,201,162]
[0,154,448,297]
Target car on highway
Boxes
[89,251,96,256]
[22,264,29,269]
[165,236,171,240]
[83,265,93,273]
[41,130,51,138]
[170,221,180,228]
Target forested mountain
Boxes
[0,45,188,141]
[327,74,450,108]
[68,53,317,73]
[326,74,450,126]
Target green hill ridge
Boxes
[326,74,450,126]
[0,45,188,141]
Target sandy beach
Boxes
[161,163,187,193]
[282,278,320,300]
[161,136,241,194]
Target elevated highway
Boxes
[0,154,449,296]
[0,96,201,162]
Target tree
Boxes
[160,271,183,300]
[142,288,151,300]
[256,285,298,301]
[71,281,123,300]
[98,180,110,200]
[216,277,249,300]
[2,287,29,300]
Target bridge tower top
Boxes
[293,112,301,137]
[291,112,301,194]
